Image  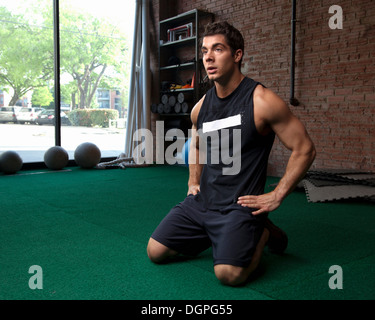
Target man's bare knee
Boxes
[214,264,248,286]
[147,238,177,264]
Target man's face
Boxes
[201,34,241,82]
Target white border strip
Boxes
[202,114,241,133]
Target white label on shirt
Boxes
[202,114,241,133]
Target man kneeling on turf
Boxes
[147,21,316,286]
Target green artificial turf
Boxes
[0,165,374,300]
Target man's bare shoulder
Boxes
[190,95,206,126]
[253,85,291,124]
[254,85,286,107]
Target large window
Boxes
[0,0,134,162]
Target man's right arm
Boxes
[187,96,205,195]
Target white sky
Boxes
[65,0,135,39]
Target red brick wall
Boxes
[151,0,375,176]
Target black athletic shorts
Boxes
[151,193,267,268]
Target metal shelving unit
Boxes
[158,9,214,116]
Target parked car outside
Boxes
[16,107,44,124]
[0,106,18,123]
[36,109,71,126]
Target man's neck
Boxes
[214,72,245,98]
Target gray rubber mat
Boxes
[302,179,375,203]
[305,171,375,187]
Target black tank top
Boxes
[196,77,275,210]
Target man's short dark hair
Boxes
[202,21,244,69]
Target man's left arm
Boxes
[237,88,316,215]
